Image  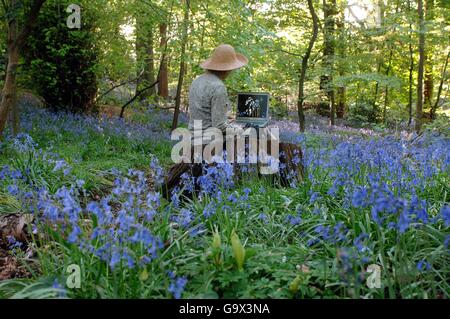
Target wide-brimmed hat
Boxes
[200,44,248,71]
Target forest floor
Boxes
[0,103,448,298]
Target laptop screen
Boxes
[237,93,269,119]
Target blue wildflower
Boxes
[441,205,450,227]
[416,260,431,272]
[168,275,188,299]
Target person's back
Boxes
[188,44,248,135]
[188,72,230,133]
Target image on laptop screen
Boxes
[237,93,269,118]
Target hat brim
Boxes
[200,53,248,71]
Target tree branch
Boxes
[119,79,159,118]
[119,47,166,118]
[96,72,144,103]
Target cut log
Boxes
[162,140,304,200]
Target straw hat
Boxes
[200,44,248,71]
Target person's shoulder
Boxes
[191,73,226,95]
[206,74,226,91]
[191,74,205,85]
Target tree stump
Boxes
[162,138,304,200]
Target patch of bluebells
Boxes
[1,134,78,194]
[27,167,165,271]
[286,207,302,226]
[16,103,176,144]
[168,271,188,299]
[336,246,371,285]
[350,181,434,233]
[307,222,349,247]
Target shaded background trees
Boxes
[22,0,99,114]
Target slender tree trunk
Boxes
[372,0,386,122]
[416,0,425,132]
[142,28,156,98]
[197,3,208,66]
[424,0,434,117]
[383,49,393,123]
[408,0,414,127]
[321,0,336,125]
[171,0,189,131]
[336,4,346,118]
[158,23,169,99]
[372,63,381,121]
[136,20,156,99]
[135,18,144,95]
[297,0,319,132]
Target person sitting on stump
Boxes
[163,44,303,199]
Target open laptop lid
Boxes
[236,92,270,120]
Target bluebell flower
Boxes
[258,213,268,223]
[444,235,450,249]
[68,225,81,244]
[398,209,411,233]
[52,279,68,299]
[441,205,450,227]
[309,191,320,204]
[353,233,369,253]
[6,236,23,250]
[416,260,431,272]
[351,187,368,208]
[227,193,238,203]
[176,208,194,228]
[189,223,205,237]
[286,214,302,225]
[7,184,19,196]
[202,202,216,218]
[168,275,188,299]
[109,249,121,270]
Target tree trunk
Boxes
[407,0,414,127]
[416,0,425,132]
[135,19,144,95]
[336,4,346,118]
[424,0,434,117]
[158,23,169,99]
[136,18,156,100]
[372,63,381,121]
[171,0,190,131]
[297,0,319,132]
[372,0,386,122]
[0,0,46,138]
[0,19,19,137]
[383,49,393,123]
[321,0,336,125]
[143,28,156,97]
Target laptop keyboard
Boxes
[235,118,269,127]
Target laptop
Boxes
[235,92,270,128]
